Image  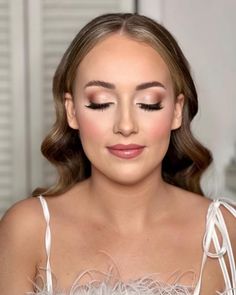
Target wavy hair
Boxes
[33,13,212,196]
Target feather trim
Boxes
[26,268,195,295]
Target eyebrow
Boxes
[136,81,166,91]
[84,80,166,90]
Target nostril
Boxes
[113,107,139,135]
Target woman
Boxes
[0,13,235,295]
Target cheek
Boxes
[144,110,174,141]
[148,120,171,139]
[77,112,108,142]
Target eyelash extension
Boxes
[85,102,163,111]
[137,102,163,111]
[85,102,112,110]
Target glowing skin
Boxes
[65,34,184,185]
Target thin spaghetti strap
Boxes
[38,195,53,294]
[213,200,236,294]
[193,199,236,295]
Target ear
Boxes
[171,93,185,130]
[64,92,79,130]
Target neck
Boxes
[86,167,172,233]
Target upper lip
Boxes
[107,144,145,150]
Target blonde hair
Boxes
[33,13,212,196]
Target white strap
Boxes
[212,228,232,292]
[194,199,236,295]
[193,202,216,295]
[38,195,53,293]
[213,201,236,295]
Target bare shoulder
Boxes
[0,196,45,262]
[168,184,212,216]
[173,187,236,253]
[0,197,46,293]
[172,186,235,224]
[1,196,45,234]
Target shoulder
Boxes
[0,196,47,291]
[192,196,236,260]
[0,196,45,260]
[1,196,45,230]
[168,185,212,217]
[170,186,236,251]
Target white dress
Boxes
[27,196,236,295]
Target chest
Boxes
[38,217,208,290]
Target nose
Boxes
[113,103,138,136]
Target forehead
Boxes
[76,34,172,88]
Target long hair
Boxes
[33,13,212,196]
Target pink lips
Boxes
[107,144,145,159]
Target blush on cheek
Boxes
[78,115,106,140]
[148,117,173,140]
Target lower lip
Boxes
[107,147,145,159]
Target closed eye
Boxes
[85,102,163,111]
[137,102,163,111]
[85,102,114,111]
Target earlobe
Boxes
[64,92,79,130]
[171,94,185,130]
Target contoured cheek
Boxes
[79,116,107,140]
[77,107,113,155]
[141,106,174,143]
[148,119,172,141]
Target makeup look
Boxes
[65,34,184,185]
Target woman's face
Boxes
[65,34,184,184]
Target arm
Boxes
[0,198,44,295]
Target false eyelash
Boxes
[137,102,163,111]
[85,102,112,110]
[85,102,163,111]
